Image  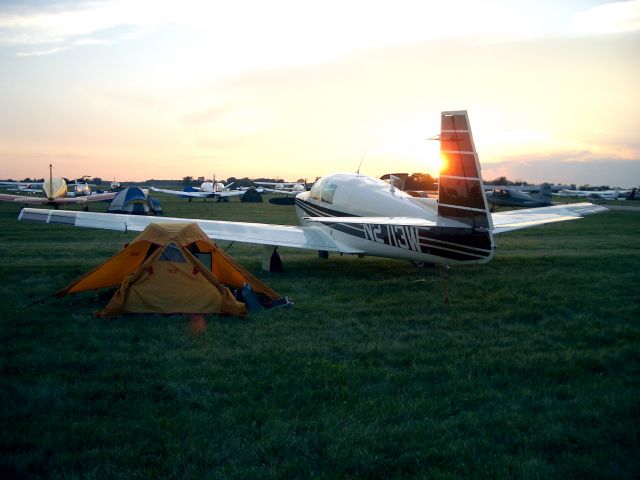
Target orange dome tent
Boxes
[57,223,285,317]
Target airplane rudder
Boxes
[438,111,492,230]
[540,183,552,201]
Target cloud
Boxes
[571,0,640,35]
[0,0,171,55]
[483,152,640,187]
[4,1,638,59]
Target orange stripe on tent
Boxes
[57,241,153,296]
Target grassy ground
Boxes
[1,193,639,479]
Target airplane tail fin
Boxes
[537,183,552,203]
[437,111,493,231]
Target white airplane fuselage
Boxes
[200,181,233,193]
[294,172,494,265]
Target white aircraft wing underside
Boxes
[18,208,361,253]
[491,202,608,234]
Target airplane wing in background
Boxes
[150,187,216,198]
[18,208,363,253]
[0,193,54,204]
[150,187,245,199]
[260,188,299,196]
[57,192,117,204]
[0,192,116,205]
[216,190,245,198]
[491,202,608,234]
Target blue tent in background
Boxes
[107,187,163,216]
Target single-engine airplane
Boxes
[0,180,44,192]
[18,111,607,270]
[485,183,553,210]
[555,188,629,200]
[1,165,116,209]
[150,176,244,202]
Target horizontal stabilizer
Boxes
[303,216,438,227]
[491,202,608,233]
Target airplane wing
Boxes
[18,208,364,253]
[491,202,608,234]
[0,192,116,205]
[0,193,54,204]
[261,187,298,196]
[150,187,216,198]
[217,190,245,198]
[151,186,244,199]
[69,192,117,203]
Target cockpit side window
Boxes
[309,178,327,201]
[321,182,338,204]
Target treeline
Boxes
[404,173,437,190]
[484,176,532,186]
[178,176,299,187]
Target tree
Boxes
[182,176,193,186]
[486,176,509,186]
[405,173,436,190]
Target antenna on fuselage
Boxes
[356,149,367,175]
[389,174,399,194]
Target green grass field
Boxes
[1,194,639,479]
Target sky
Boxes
[0,0,639,186]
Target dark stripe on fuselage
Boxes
[295,198,357,217]
[296,198,492,261]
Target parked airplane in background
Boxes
[0,180,44,192]
[485,183,553,210]
[255,181,307,196]
[67,176,93,197]
[1,165,116,209]
[150,176,244,202]
[555,188,629,200]
[18,111,607,270]
[199,176,236,193]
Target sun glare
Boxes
[371,121,442,177]
[438,152,448,176]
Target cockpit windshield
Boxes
[309,178,338,204]
[321,181,338,204]
[309,178,326,201]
